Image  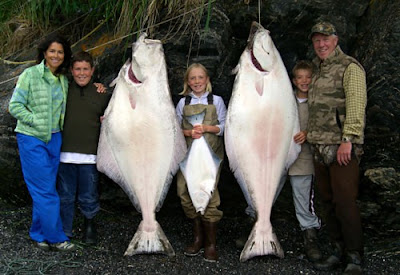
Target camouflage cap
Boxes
[309,22,337,39]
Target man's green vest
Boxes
[308,46,365,145]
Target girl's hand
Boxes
[193,124,206,134]
[191,128,203,139]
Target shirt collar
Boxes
[189,91,209,99]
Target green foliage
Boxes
[23,0,107,28]
[0,0,214,57]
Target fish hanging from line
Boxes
[97,33,187,257]
[225,21,301,262]
[179,109,222,215]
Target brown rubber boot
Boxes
[184,217,203,256]
[303,228,322,262]
[203,221,218,262]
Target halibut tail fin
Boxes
[124,221,175,257]
[239,223,284,262]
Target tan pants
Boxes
[176,169,223,223]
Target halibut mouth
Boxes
[247,21,268,72]
[128,66,142,84]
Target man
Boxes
[57,51,111,245]
[307,22,367,274]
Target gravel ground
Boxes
[0,178,399,275]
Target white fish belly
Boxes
[180,137,220,215]
[228,81,295,213]
[105,83,175,219]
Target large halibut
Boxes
[225,22,301,262]
[97,34,187,256]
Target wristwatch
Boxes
[341,136,352,143]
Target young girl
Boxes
[175,63,226,262]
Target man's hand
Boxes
[337,142,352,166]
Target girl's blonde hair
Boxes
[180,63,212,96]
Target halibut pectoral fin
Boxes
[124,221,175,257]
[255,78,264,96]
[240,224,284,262]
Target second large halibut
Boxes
[225,22,301,262]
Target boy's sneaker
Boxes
[35,241,50,251]
[50,241,77,252]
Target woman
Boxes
[9,33,76,252]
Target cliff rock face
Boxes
[0,0,398,227]
[354,0,400,229]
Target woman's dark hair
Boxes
[36,33,72,75]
